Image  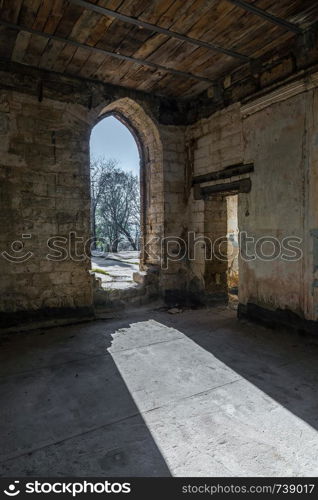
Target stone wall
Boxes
[184,104,244,303]
[185,79,318,331]
[1,60,318,333]
[0,90,93,324]
[0,83,188,325]
[159,125,187,303]
[189,103,243,175]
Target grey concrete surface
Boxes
[1,306,318,476]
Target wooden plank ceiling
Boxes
[0,0,317,98]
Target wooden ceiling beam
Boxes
[0,20,215,84]
[68,0,252,62]
[225,0,303,34]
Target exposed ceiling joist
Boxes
[0,20,215,85]
[225,0,303,34]
[68,0,252,62]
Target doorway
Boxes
[227,194,239,303]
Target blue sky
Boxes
[90,116,140,176]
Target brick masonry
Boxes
[0,91,92,318]
[0,86,187,322]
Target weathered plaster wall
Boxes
[185,84,318,328]
[307,89,318,323]
[240,93,306,317]
[240,89,318,325]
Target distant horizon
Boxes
[90,115,140,177]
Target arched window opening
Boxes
[90,115,141,291]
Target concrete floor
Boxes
[1,306,318,477]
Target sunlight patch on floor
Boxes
[108,320,318,477]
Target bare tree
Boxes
[90,157,118,248]
[91,157,140,252]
